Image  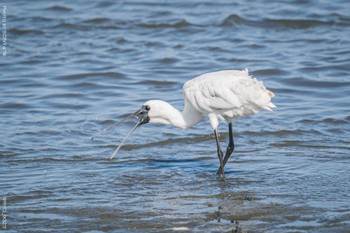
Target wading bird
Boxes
[108,69,276,178]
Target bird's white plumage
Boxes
[144,69,275,130]
[182,69,275,128]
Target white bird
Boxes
[109,69,276,178]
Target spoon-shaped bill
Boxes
[109,121,141,160]
[91,114,135,141]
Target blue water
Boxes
[1,0,350,232]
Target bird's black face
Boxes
[134,105,150,125]
[108,104,151,160]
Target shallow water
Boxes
[1,0,350,232]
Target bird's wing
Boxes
[183,69,276,116]
[183,70,246,113]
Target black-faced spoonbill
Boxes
[109,69,276,178]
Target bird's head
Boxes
[133,104,151,125]
[132,100,165,125]
[109,99,188,160]
[109,100,168,160]
[139,100,176,125]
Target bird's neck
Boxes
[149,100,202,129]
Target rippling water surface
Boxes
[1,0,350,232]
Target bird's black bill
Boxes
[91,114,134,141]
[133,105,150,125]
[109,105,150,160]
[109,121,141,160]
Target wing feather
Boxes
[183,69,275,118]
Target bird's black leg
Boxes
[217,122,234,175]
[214,128,225,178]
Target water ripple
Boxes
[44,5,73,12]
[221,14,340,29]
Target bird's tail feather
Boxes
[262,102,277,111]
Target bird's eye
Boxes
[144,105,150,111]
